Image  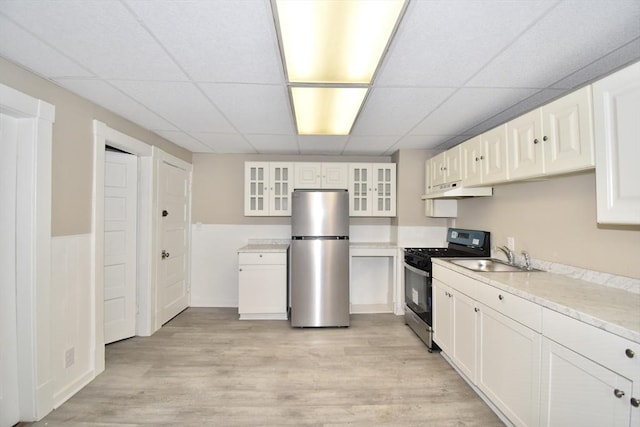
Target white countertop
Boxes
[433,258,640,344]
[350,242,398,249]
[237,243,289,253]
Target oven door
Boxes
[404,262,432,325]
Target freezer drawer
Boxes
[290,239,349,327]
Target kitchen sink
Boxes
[449,258,541,273]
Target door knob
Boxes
[162,250,170,259]
[162,209,169,217]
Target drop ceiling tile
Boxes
[352,87,455,136]
[199,83,294,134]
[552,38,640,89]
[125,0,284,83]
[0,0,187,80]
[462,89,566,136]
[466,0,640,88]
[190,132,256,154]
[153,130,213,153]
[54,78,178,131]
[110,80,235,133]
[0,14,93,78]
[377,0,557,86]
[391,135,453,151]
[297,135,349,155]
[342,136,400,156]
[411,87,538,136]
[244,134,299,154]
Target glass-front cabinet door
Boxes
[244,162,269,216]
[373,164,396,216]
[349,164,371,216]
[269,162,292,216]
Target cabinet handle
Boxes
[162,209,169,217]
[239,268,242,272]
[614,389,625,398]
[474,307,480,312]
[631,397,640,407]
[533,138,539,144]
[161,250,170,259]
[625,348,635,358]
[480,155,484,160]
[475,157,479,161]
[259,254,263,258]
[498,294,504,301]
[543,135,548,142]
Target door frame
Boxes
[92,121,156,375]
[0,83,55,420]
[91,121,192,370]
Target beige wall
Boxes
[0,57,191,236]
[456,171,640,279]
[192,153,392,225]
[392,149,449,227]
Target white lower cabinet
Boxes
[477,304,541,427]
[540,338,632,427]
[238,252,287,320]
[434,263,640,427]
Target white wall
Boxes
[190,223,448,308]
[50,234,94,408]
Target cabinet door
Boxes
[322,163,348,189]
[444,145,463,183]
[372,164,396,217]
[294,162,321,189]
[543,86,594,175]
[481,125,509,185]
[477,304,541,427]
[452,290,478,383]
[244,162,269,216]
[593,61,640,224]
[433,280,452,355]
[424,159,433,194]
[461,136,483,187]
[430,152,447,186]
[540,338,632,427]
[349,164,372,216]
[269,163,292,215]
[508,109,544,180]
[238,263,286,315]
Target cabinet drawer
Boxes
[433,264,480,299]
[543,308,640,380]
[476,284,542,332]
[238,252,286,265]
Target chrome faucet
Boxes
[497,246,514,265]
[522,250,532,271]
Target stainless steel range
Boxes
[404,228,491,351]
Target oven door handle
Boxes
[404,262,429,277]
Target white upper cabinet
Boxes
[480,125,509,185]
[429,147,463,189]
[244,162,293,216]
[462,126,509,187]
[349,163,396,217]
[461,136,483,187]
[293,162,348,190]
[508,86,594,181]
[593,61,640,224]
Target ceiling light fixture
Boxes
[274,0,407,135]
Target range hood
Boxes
[422,181,493,199]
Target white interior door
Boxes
[0,113,20,427]
[158,159,190,324]
[104,150,137,344]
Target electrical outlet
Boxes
[506,237,515,251]
[65,347,75,368]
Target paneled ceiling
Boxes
[1,0,639,156]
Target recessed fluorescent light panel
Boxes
[276,0,406,84]
[291,87,368,135]
[274,0,407,135]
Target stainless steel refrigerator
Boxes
[290,189,350,327]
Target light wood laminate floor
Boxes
[29,308,503,426]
